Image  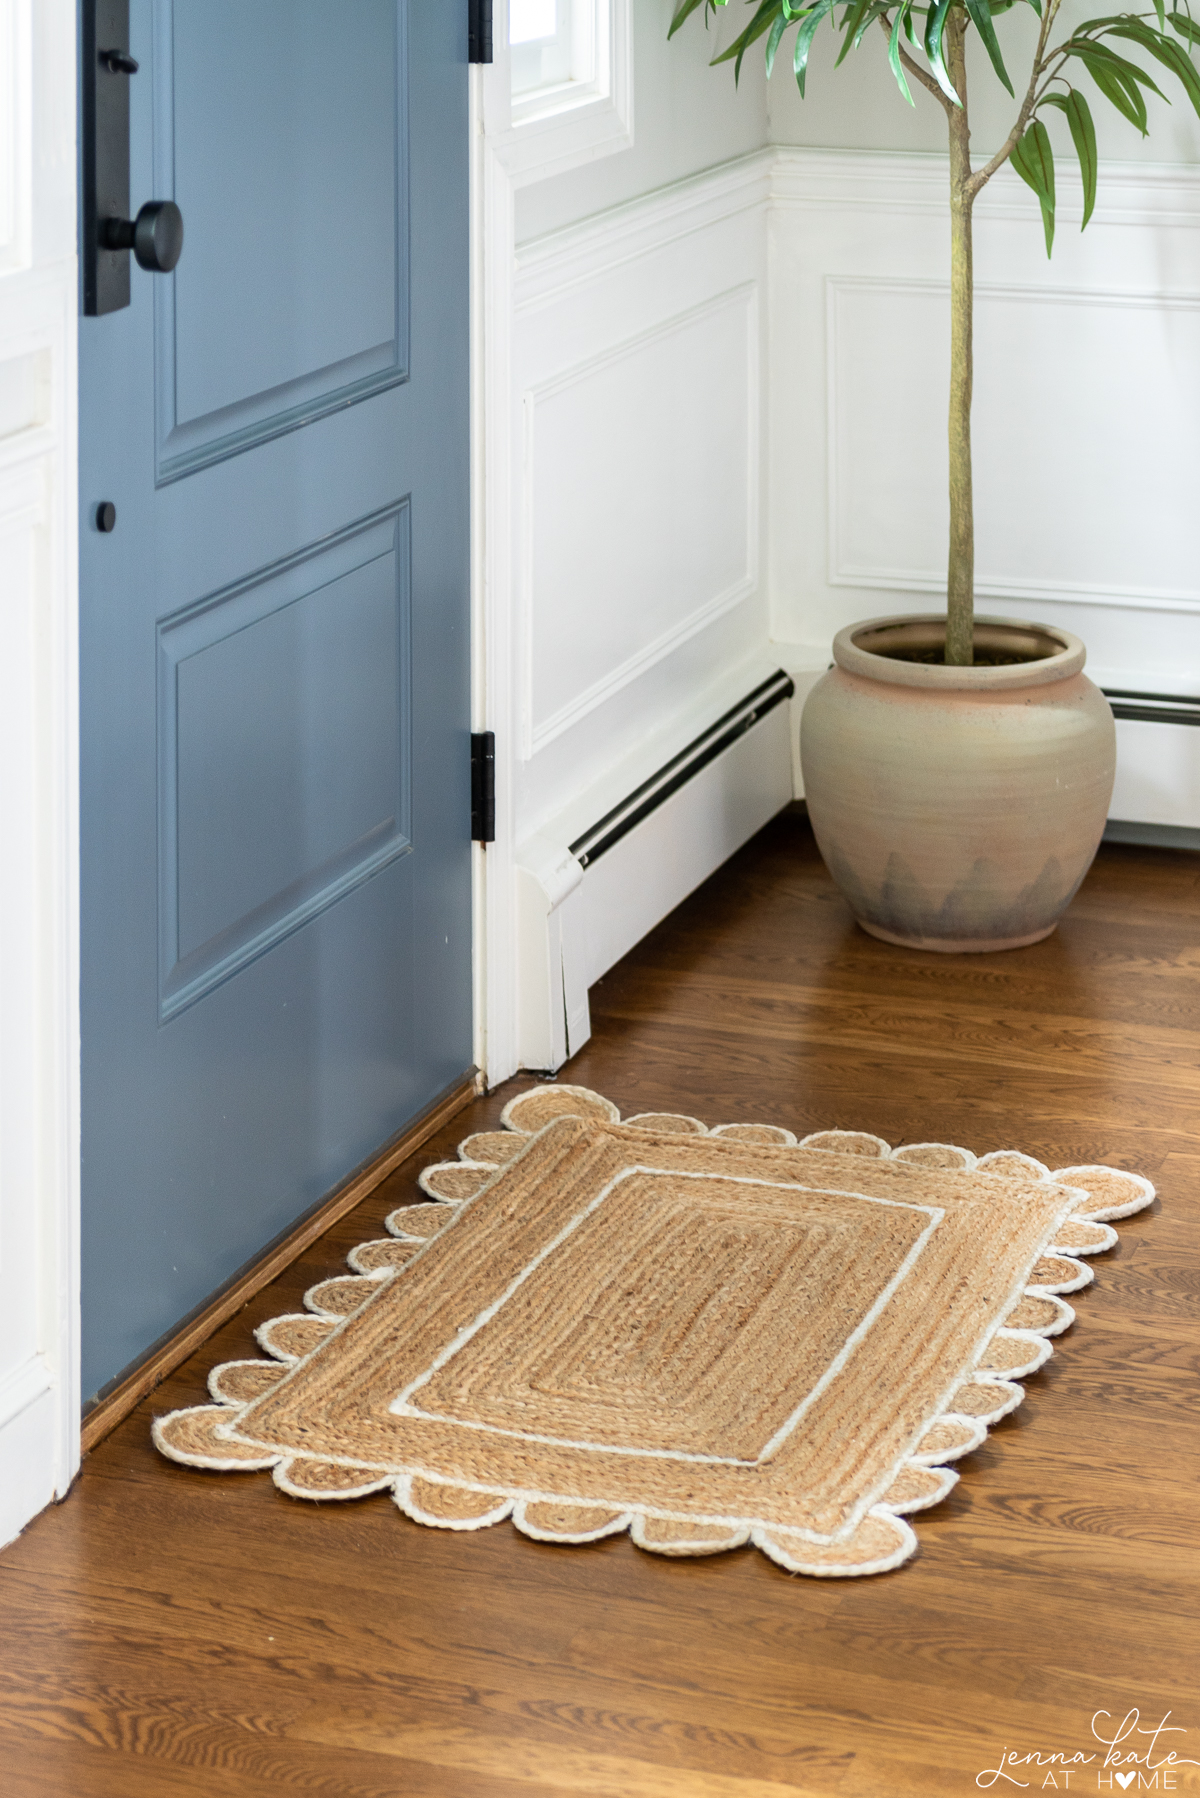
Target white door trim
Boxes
[0,0,81,1548]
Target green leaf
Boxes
[887,1,916,102]
[1040,88,1098,225]
[711,0,782,77]
[851,0,893,48]
[924,0,963,102]
[835,0,875,62]
[669,0,713,39]
[1076,38,1169,97]
[1168,6,1200,43]
[1011,118,1057,254]
[1065,42,1151,128]
[794,0,837,92]
[963,0,1015,94]
[765,6,792,73]
[1103,20,1200,115]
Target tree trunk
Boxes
[945,11,975,666]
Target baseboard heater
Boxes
[569,670,794,869]
[1103,689,1200,727]
[516,670,796,1072]
[1102,686,1200,851]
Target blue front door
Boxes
[79,3,471,1402]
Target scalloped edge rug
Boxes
[154,1085,1154,1579]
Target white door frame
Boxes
[469,1,633,1088]
[0,0,81,1548]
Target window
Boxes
[489,0,632,185]
[509,0,600,124]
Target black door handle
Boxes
[100,200,184,273]
[83,0,183,313]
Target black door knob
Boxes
[99,200,184,273]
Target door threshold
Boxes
[80,1070,481,1456]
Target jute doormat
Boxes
[154,1085,1154,1578]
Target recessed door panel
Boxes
[80,3,470,1403]
[153,0,408,481]
[158,504,411,1018]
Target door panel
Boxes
[157,0,408,479]
[159,505,411,1018]
[79,2,470,1401]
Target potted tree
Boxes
[671,0,1200,949]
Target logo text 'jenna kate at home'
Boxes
[976,1713,1200,1790]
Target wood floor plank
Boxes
[2,808,1198,1796]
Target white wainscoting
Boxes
[491,152,785,1073]
[512,152,773,832]
[0,0,79,1548]
[477,140,1200,1081]
[768,147,1200,826]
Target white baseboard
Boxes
[1109,718,1200,831]
[581,696,794,988]
[0,1362,58,1550]
[515,687,794,1072]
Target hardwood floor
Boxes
[3,806,1198,1796]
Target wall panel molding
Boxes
[825,272,1200,619]
[520,283,760,755]
[511,162,770,807]
[768,144,1200,720]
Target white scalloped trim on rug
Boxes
[152,1085,1156,1581]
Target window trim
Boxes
[485,0,632,188]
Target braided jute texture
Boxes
[154,1085,1154,1578]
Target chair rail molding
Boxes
[0,0,80,1547]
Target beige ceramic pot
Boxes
[800,614,1117,952]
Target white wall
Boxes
[0,0,80,1547]
[765,0,1200,164]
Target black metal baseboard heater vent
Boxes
[569,670,794,871]
[1103,689,1200,727]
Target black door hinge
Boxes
[471,732,495,842]
[468,0,493,63]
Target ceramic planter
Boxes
[800,614,1117,952]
